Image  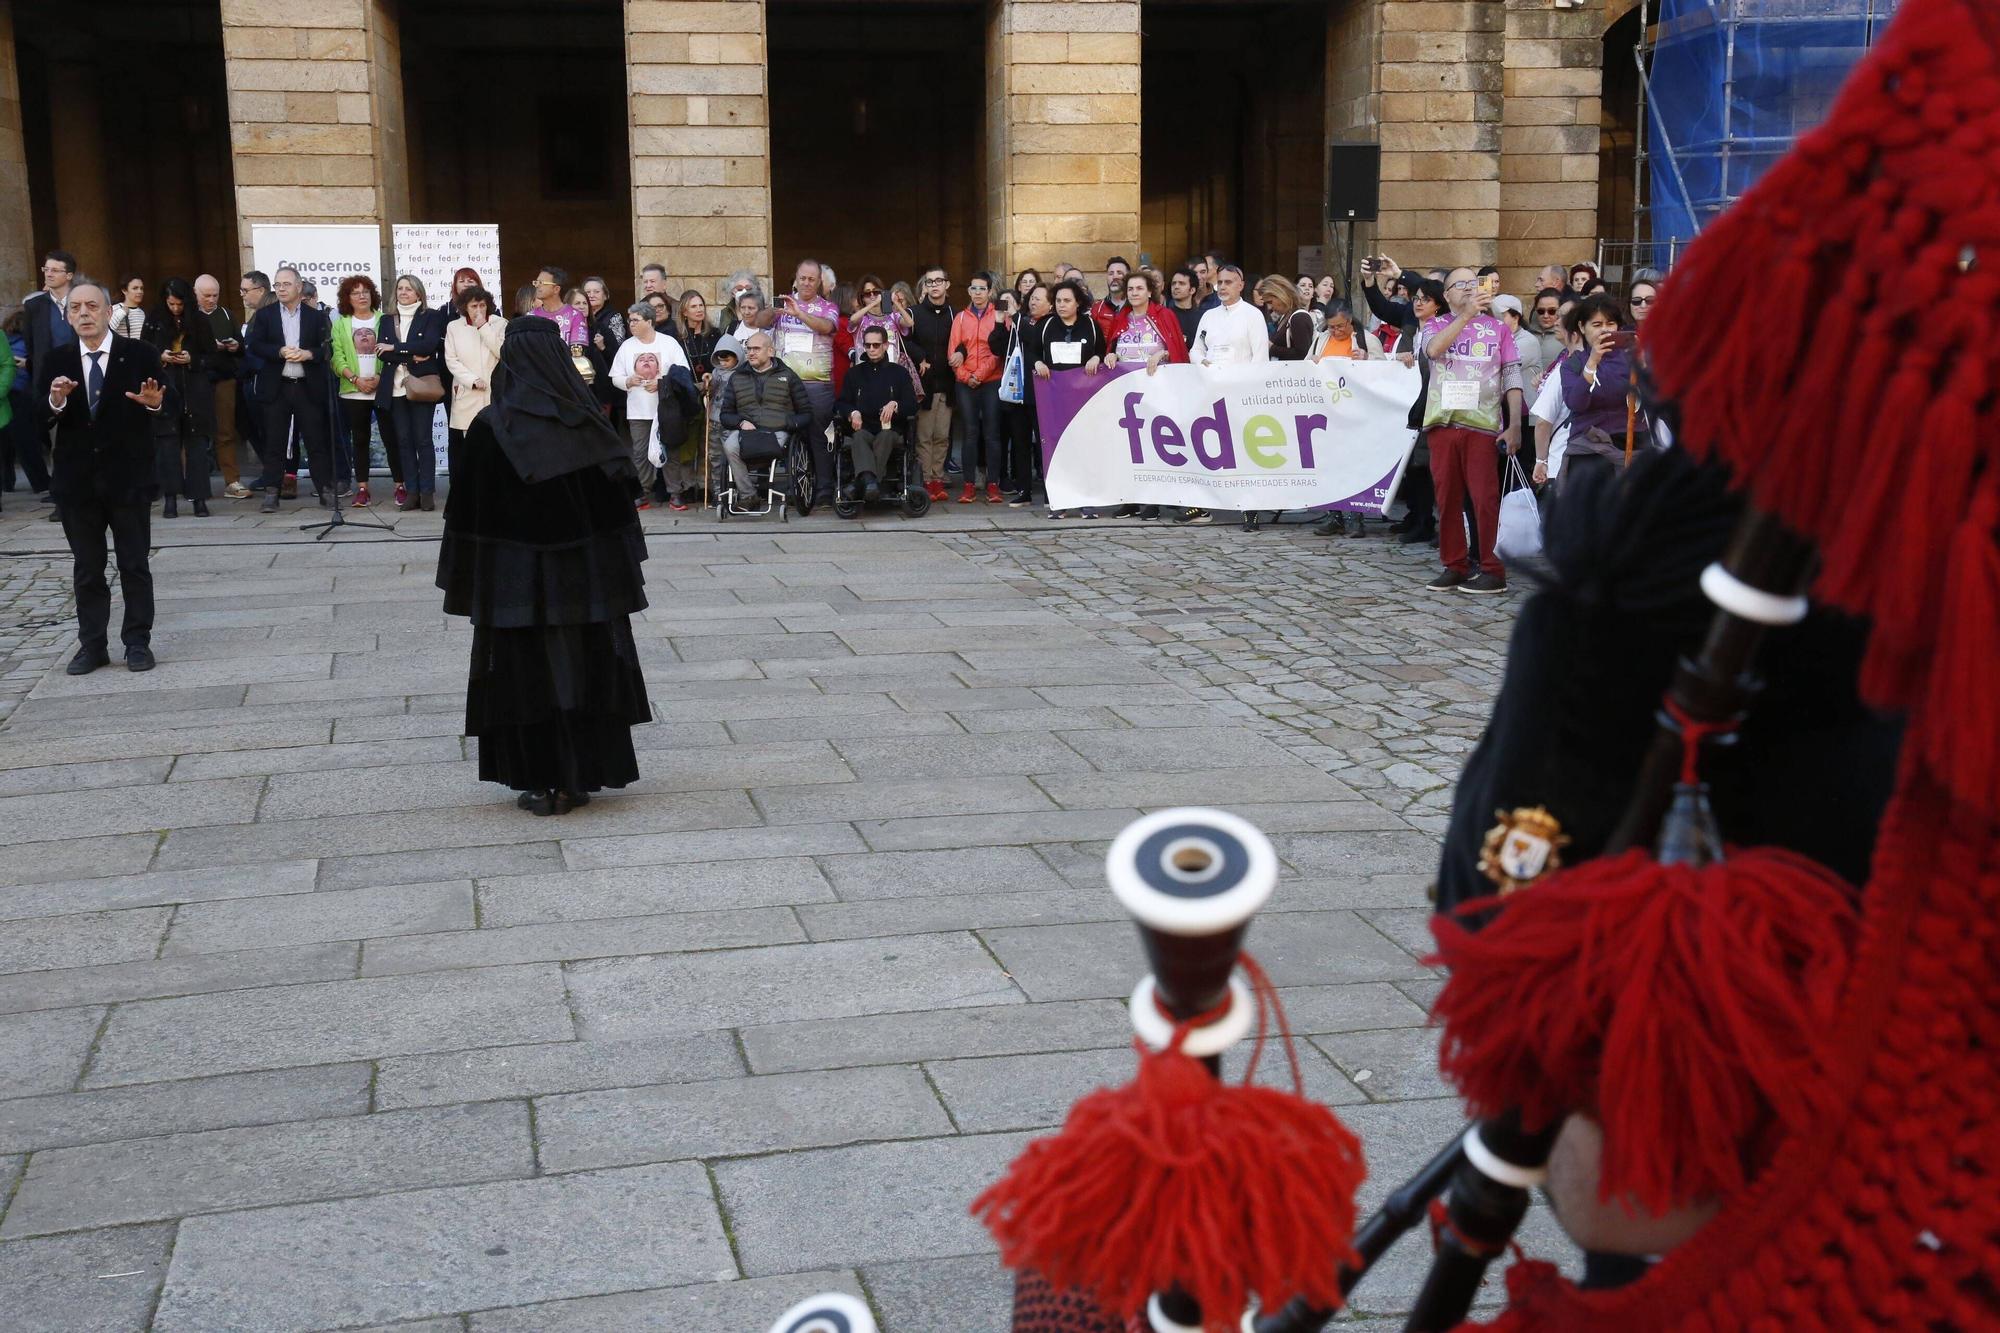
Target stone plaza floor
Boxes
[0,492,1563,1332]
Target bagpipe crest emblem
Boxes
[1477,806,1569,894]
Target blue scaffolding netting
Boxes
[1644,0,1899,246]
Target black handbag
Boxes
[736,429,784,465]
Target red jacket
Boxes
[1104,305,1190,365]
[949,304,1003,386]
[1090,299,1127,343]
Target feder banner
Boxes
[1035,359,1420,513]
[393,224,501,475]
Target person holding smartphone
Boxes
[1556,292,1648,496]
[754,259,840,505]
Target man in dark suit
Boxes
[244,265,334,513]
[22,249,79,388]
[37,279,169,675]
[21,249,80,508]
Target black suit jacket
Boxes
[35,334,172,505]
[245,301,334,403]
[22,291,76,385]
[375,306,448,407]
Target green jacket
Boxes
[0,342,14,432]
[330,313,383,394]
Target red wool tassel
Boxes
[1429,847,1861,1214]
[972,962,1364,1331]
[1919,486,2000,821]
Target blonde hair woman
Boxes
[1253,275,1316,361]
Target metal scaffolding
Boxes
[1620,0,1896,273]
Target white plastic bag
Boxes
[1494,456,1543,563]
[646,418,666,469]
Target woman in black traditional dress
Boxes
[437,317,651,816]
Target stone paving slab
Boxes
[0,906,172,973]
[740,999,1136,1075]
[0,1062,371,1155]
[361,905,806,976]
[467,1270,865,1332]
[0,941,359,1016]
[87,964,574,1087]
[1,1221,175,1333]
[715,1132,1033,1277]
[152,1164,735,1332]
[565,932,1021,1036]
[0,860,319,922]
[374,1033,744,1111]
[3,1101,532,1237]
[164,879,475,954]
[536,1065,951,1172]
[475,858,835,927]
[1,1004,106,1096]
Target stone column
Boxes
[0,1,33,303]
[1498,0,1604,293]
[624,0,771,300]
[986,0,1140,276]
[1374,0,1504,274]
[220,0,410,274]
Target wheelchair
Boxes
[710,428,816,521]
[830,419,931,520]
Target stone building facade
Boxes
[1,0,1641,308]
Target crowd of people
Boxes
[4,244,1660,605]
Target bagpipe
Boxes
[952,474,1820,1333]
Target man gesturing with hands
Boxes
[39,279,170,674]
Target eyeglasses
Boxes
[924,277,948,285]
[1629,296,1655,306]
[1449,280,1477,291]
[861,290,880,298]
[863,340,886,348]
[1535,306,1559,316]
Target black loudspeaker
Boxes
[1327,143,1382,221]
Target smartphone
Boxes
[1607,330,1639,353]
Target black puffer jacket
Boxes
[718,359,811,432]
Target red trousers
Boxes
[1429,425,1504,578]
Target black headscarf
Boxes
[485,316,632,484]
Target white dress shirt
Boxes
[1191,299,1270,366]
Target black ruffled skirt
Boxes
[467,618,650,794]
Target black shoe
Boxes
[192,500,209,517]
[1311,513,1346,537]
[420,493,435,511]
[1398,524,1431,546]
[318,490,332,508]
[520,790,556,816]
[555,790,591,814]
[1425,570,1468,592]
[1173,508,1212,525]
[861,474,882,502]
[125,645,156,672]
[66,647,111,676]
[261,490,280,513]
[1457,572,1508,595]
[1136,505,1161,520]
[162,496,178,519]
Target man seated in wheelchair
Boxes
[834,325,920,503]
[715,330,811,503]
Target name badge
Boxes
[782,330,815,358]
[1441,379,1480,411]
[1050,341,1082,366]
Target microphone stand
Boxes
[300,406,398,540]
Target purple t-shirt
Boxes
[775,295,839,382]
[1421,314,1519,435]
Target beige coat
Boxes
[443,316,506,431]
